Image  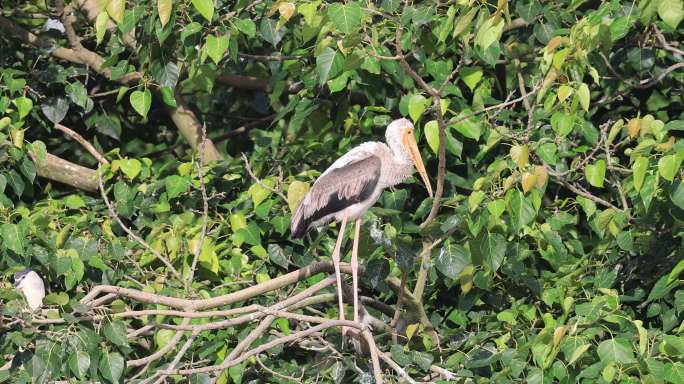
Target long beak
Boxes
[405,133,433,197]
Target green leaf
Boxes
[577,83,590,112]
[507,191,536,232]
[191,0,214,22]
[158,0,172,27]
[106,0,125,24]
[435,240,469,279]
[154,329,175,350]
[551,111,574,137]
[472,231,506,272]
[461,67,483,91]
[44,292,69,305]
[13,96,33,119]
[268,243,288,269]
[658,0,684,28]
[99,352,124,383]
[41,98,69,124]
[597,338,636,364]
[648,275,676,302]
[632,157,648,192]
[568,344,591,365]
[118,158,142,180]
[102,321,129,348]
[205,34,228,64]
[408,94,428,123]
[658,152,684,181]
[248,180,272,207]
[327,3,364,34]
[424,120,439,154]
[260,18,285,46]
[316,47,343,84]
[160,86,177,107]
[453,6,477,37]
[64,194,86,209]
[475,16,504,50]
[165,175,190,198]
[1,223,25,255]
[234,18,256,37]
[129,89,152,118]
[585,160,606,188]
[671,182,684,210]
[68,350,90,379]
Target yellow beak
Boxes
[404,132,433,198]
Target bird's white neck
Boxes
[386,135,412,165]
[382,140,414,187]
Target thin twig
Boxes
[128,317,190,367]
[187,123,210,288]
[241,152,287,201]
[379,352,417,384]
[390,270,408,344]
[97,167,182,280]
[54,123,108,165]
[256,354,302,382]
[164,320,371,375]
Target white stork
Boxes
[291,118,433,334]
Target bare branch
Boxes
[128,317,191,367]
[54,123,108,165]
[379,352,417,384]
[163,320,372,376]
[187,123,210,287]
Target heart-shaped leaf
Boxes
[585,159,606,188]
[408,94,428,122]
[119,158,142,180]
[191,0,214,22]
[205,34,228,64]
[129,89,152,118]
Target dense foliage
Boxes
[1,0,684,382]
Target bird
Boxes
[291,118,433,335]
[14,268,45,311]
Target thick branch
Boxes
[168,89,222,162]
[32,152,97,191]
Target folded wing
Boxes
[291,155,382,238]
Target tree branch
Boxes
[53,123,108,165]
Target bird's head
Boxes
[13,268,33,288]
[386,118,433,197]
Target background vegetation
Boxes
[1,0,683,382]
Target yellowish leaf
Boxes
[628,118,640,139]
[557,85,572,102]
[459,264,474,295]
[553,325,568,347]
[510,144,529,168]
[158,0,172,27]
[278,2,295,21]
[533,165,548,187]
[106,0,125,24]
[405,323,419,341]
[521,172,537,193]
[287,180,310,213]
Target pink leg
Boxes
[331,210,349,337]
[352,218,361,324]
